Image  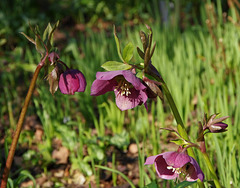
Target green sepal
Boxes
[20,32,35,45]
[122,42,134,63]
[113,26,124,62]
[46,21,59,50]
[170,138,189,147]
[101,61,132,71]
[35,35,45,56]
[137,47,145,59]
[136,70,143,79]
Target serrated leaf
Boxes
[101,61,132,71]
[122,42,134,62]
[35,35,45,56]
[20,32,35,45]
[113,26,124,62]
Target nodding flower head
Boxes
[59,69,86,95]
[91,70,148,111]
[144,151,204,182]
[204,114,229,133]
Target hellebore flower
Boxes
[209,122,228,133]
[204,114,229,133]
[59,69,86,95]
[145,151,204,182]
[91,70,148,111]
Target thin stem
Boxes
[200,138,222,187]
[202,152,221,188]
[1,57,46,188]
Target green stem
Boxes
[160,82,195,156]
[1,57,46,188]
[202,152,221,188]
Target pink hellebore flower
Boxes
[91,70,148,111]
[145,151,204,182]
[59,69,86,95]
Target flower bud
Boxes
[59,69,86,95]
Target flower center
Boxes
[167,166,182,174]
[167,164,191,180]
[114,80,131,96]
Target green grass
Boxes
[1,7,240,187]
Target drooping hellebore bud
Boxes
[203,114,229,133]
[59,69,86,95]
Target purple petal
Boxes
[209,122,228,133]
[91,79,118,96]
[59,69,86,95]
[114,88,148,111]
[187,157,205,182]
[76,71,87,92]
[155,154,178,179]
[96,70,126,80]
[163,152,191,168]
[144,154,162,165]
[96,70,146,91]
[59,72,80,95]
[122,70,146,90]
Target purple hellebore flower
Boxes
[209,122,228,133]
[59,69,86,95]
[144,151,204,182]
[204,114,229,133]
[91,70,148,111]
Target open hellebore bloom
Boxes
[91,70,148,111]
[145,151,204,182]
[59,69,86,95]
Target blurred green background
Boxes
[1,0,240,187]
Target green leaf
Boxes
[35,35,45,56]
[122,42,134,62]
[170,138,188,146]
[174,180,197,188]
[101,61,132,71]
[43,23,52,42]
[113,26,124,62]
[144,181,159,188]
[46,20,59,50]
[96,165,136,188]
[20,32,35,45]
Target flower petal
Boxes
[155,154,178,180]
[144,154,161,165]
[91,79,117,96]
[187,157,205,182]
[114,88,148,111]
[59,71,80,95]
[122,70,146,90]
[96,70,125,80]
[163,152,191,168]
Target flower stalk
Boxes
[1,55,47,188]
